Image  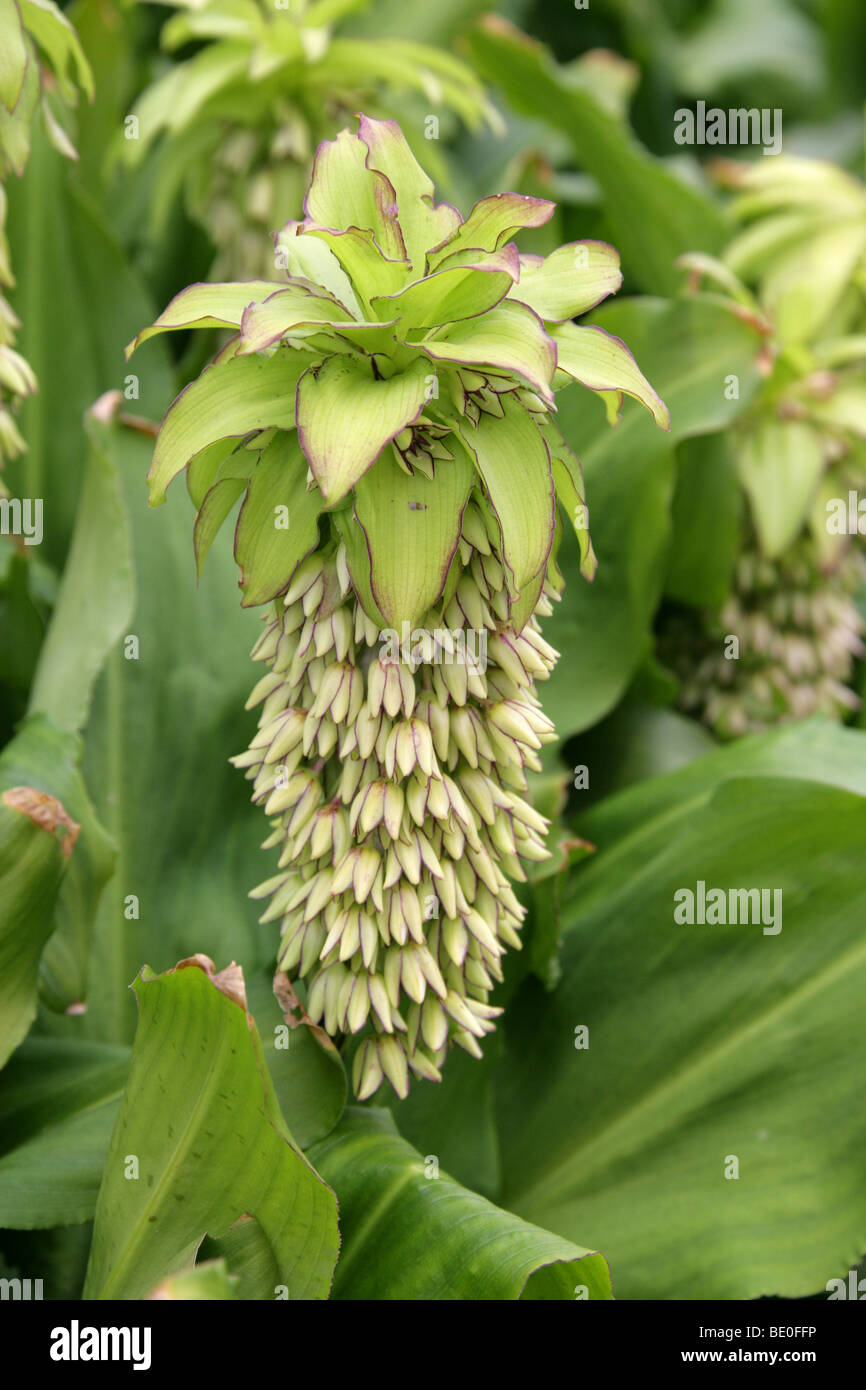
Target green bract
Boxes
[131,114,668,1098]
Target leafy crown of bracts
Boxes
[129,114,669,631]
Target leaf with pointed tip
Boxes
[458,399,554,619]
[539,417,596,581]
[352,442,473,629]
[235,432,322,606]
[332,510,387,628]
[126,280,283,357]
[193,477,247,580]
[428,191,555,267]
[309,1108,611,1299]
[512,241,622,323]
[305,126,406,261]
[356,114,458,272]
[147,350,305,506]
[296,354,429,506]
[418,300,556,403]
[372,245,518,330]
[551,322,670,430]
[83,956,339,1300]
[20,0,94,104]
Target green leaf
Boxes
[512,241,622,323]
[0,1039,129,1227]
[193,475,247,579]
[458,398,554,616]
[0,774,73,1069]
[356,113,459,273]
[352,439,473,628]
[19,0,93,103]
[428,191,555,266]
[665,432,741,608]
[0,714,115,1017]
[0,0,28,112]
[235,431,323,606]
[148,1258,238,1300]
[540,295,763,742]
[466,15,727,295]
[27,408,134,734]
[310,1108,611,1299]
[762,221,866,345]
[551,322,670,429]
[540,416,596,581]
[418,300,556,403]
[305,125,406,262]
[83,955,339,1300]
[738,419,824,560]
[252,970,347,1150]
[237,285,370,355]
[147,350,304,507]
[495,726,866,1299]
[126,279,284,356]
[373,246,518,330]
[296,354,429,505]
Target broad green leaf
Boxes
[0,1039,129,1227]
[737,419,824,559]
[495,730,866,1299]
[418,300,556,403]
[566,704,717,814]
[251,969,347,1150]
[84,955,339,1300]
[310,1108,611,1299]
[235,431,322,606]
[0,714,115,1016]
[541,295,762,743]
[428,192,555,267]
[28,408,134,734]
[197,1219,277,1300]
[552,322,670,430]
[126,280,284,356]
[296,354,429,505]
[305,126,406,262]
[372,245,518,330]
[512,241,622,323]
[458,398,554,618]
[352,440,473,629]
[148,1258,238,1300]
[466,16,726,294]
[665,432,741,609]
[0,775,74,1069]
[147,350,304,506]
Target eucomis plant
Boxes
[129,115,669,1098]
[122,0,498,278]
[668,155,866,737]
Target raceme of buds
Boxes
[130,115,669,1097]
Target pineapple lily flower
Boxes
[129,114,669,1098]
[668,155,866,735]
